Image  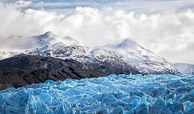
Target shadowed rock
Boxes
[0,67,108,90]
[0,54,139,74]
[0,54,139,90]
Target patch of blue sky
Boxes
[3,0,194,14]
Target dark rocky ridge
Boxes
[0,67,108,90]
[0,55,139,90]
[0,54,139,74]
[0,54,84,70]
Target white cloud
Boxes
[15,0,32,8]
[0,1,194,64]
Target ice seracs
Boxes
[0,73,193,113]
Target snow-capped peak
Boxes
[44,31,54,37]
[38,31,55,38]
[102,38,179,74]
[56,36,80,46]
[33,31,57,46]
[117,39,138,49]
[0,31,81,58]
[34,31,81,47]
[105,39,140,51]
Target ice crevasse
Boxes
[0,73,194,114]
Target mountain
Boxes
[0,67,108,90]
[0,32,179,74]
[0,55,83,70]
[0,32,139,74]
[0,54,138,74]
[102,39,179,74]
[174,63,194,73]
[27,34,139,74]
[33,31,80,47]
[28,34,179,74]
[0,32,81,60]
[0,31,80,51]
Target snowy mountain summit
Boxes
[1,31,80,50]
[102,39,179,74]
[32,31,81,48]
[117,39,138,49]
[0,32,81,59]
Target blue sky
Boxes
[3,0,194,13]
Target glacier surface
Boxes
[0,73,194,114]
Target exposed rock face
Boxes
[0,54,141,90]
[0,55,83,70]
[0,55,139,74]
[0,67,108,90]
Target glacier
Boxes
[0,73,194,114]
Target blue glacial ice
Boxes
[0,73,194,114]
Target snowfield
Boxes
[0,73,194,114]
[174,63,194,73]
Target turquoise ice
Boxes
[0,73,194,114]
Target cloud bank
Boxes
[0,1,194,64]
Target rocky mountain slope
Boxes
[0,67,108,90]
[0,54,139,74]
[0,54,136,90]
[174,63,194,73]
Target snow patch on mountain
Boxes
[102,39,179,74]
[29,45,91,63]
[91,49,124,64]
[174,63,194,73]
[28,45,133,73]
